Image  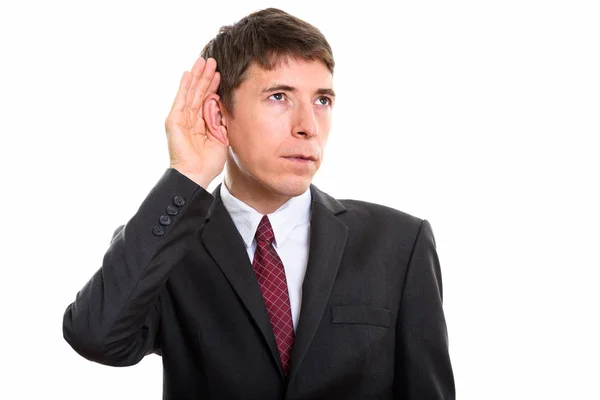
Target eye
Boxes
[315,96,332,106]
[269,93,286,101]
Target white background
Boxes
[1,0,599,398]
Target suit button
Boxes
[166,205,179,216]
[173,196,186,206]
[152,225,165,236]
[159,215,172,226]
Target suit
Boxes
[63,168,455,399]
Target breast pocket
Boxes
[330,305,392,328]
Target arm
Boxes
[63,56,228,366]
[394,219,456,399]
[62,169,213,366]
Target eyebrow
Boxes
[261,84,336,98]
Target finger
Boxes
[170,71,191,113]
[205,71,221,100]
[186,57,207,109]
[190,58,217,111]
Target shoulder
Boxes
[339,198,423,230]
[309,184,425,233]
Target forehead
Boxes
[242,57,333,92]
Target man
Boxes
[63,8,455,399]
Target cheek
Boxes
[248,115,286,151]
[316,107,332,125]
[228,120,255,166]
[317,114,332,141]
[229,116,278,164]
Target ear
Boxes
[203,93,229,147]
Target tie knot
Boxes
[255,215,275,244]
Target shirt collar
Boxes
[220,182,312,249]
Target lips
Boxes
[284,154,316,161]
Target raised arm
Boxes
[62,57,227,366]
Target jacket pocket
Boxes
[330,306,391,328]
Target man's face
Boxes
[223,56,334,198]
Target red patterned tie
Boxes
[252,215,295,375]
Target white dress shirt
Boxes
[219,182,312,331]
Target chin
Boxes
[262,175,312,198]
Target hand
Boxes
[165,57,227,188]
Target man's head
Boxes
[201,8,334,115]
[202,8,335,205]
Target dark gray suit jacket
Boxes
[63,168,455,399]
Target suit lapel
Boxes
[200,185,284,378]
[200,183,348,382]
[288,184,348,381]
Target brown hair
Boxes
[200,8,335,115]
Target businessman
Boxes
[63,8,455,399]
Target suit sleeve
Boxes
[62,168,214,366]
[394,219,456,399]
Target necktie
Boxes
[252,215,295,375]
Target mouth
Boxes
[283,154,316,161]
[282,155,316,165]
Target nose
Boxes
[292,103,319,139]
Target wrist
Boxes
[170,166,212,189]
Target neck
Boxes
[224,163,291,215]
